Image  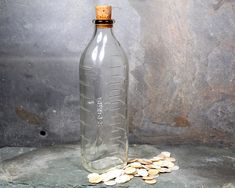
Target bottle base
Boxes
[82,156,127,173]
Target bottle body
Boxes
[79,26,128,173]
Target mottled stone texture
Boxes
[0,144,234,187]
[129,0,235,147]
[0,0,234,147]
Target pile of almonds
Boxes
[87,151,179,186]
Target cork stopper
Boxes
[96,5,112,20]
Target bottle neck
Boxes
[96,24,113,29]
[92,20,115,39]
[94,27,113,36]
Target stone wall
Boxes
[0,0,234,147]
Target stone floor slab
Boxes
[0,144,234,188]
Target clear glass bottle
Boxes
[79,5,128,173]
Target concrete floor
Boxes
[0,144,234,188]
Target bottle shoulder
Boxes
[85,36,124,53]
[80,34,128,67]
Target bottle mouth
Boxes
[93,19,115,28]
[92,19,115,25]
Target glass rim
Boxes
[92,19,115,24]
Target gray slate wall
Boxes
[0,0,234,147]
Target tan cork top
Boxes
[96,5,112,20]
